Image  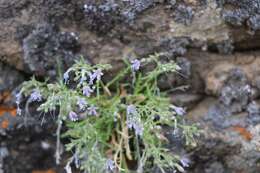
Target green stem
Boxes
[97,81,100,99]
[106,67,130,88]
[135,135,141,172]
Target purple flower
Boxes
[126,105,143,136]
[127,120,143,136]
[68,111,79,121]
[180,156,190,168]
[79,76,87,85]
[171,105,185,116]
[105,159,115,171]
[64,70,70,83]
[87,72,95,85]
[77,98,87,110]
[15,92,22,116]
[126,105,137,128]
[89,69,104,84]
[15,92,22,105]
[127,104,137,116]
[29,89,42,102]
[93,69,104,81]
[133,123,144,136]
[88,105,98,116]
[131,59,141,72]
[17,107,22,116]
[83,86,93,97]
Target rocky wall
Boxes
[0,0,260,173]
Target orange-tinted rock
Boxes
[32,169,56,173]
[232,125,253,141]
[1,119,9,129]
[0,106,17,117]
[0,91,12,103]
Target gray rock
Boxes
[0,62,25,106]
[170,93,203,109]
[0,62,24,94]
[157,57,192,89]
[160,37,190,58]
[22,23,80,78]
[219,68,251,113]
[216,40,234,54]
[83,0,121,34]
[0,147,8,173]
[173,4,194,26]
[221,0,260,32]
[247,101,260,125]
[204,162,225,173]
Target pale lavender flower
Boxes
[127,104,137,116]
[126,119,135,129]
[68,111,79,121]
[133,123,144,136]
[73,152,80,169]
[93,69,104,81]
[15,92,22,115]
[29,89,42,102]
[15,91,22,106]
[126,105,137,129]
[64,70,70,83]
[180,156,190,168]
[77,98,87,110]
[89,69,104,83]
[83,86,93,97]
[126,105,143,136]
[105,159,115,171]
[127,120,143,136]
[131,59,141,72]
[88,105,98,116]
[17,107,22,116]
[171,105,185,116]
[79,76,87,85]
[87,72,95,85]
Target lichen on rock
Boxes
[219,68,251,113]
[22,23,80,77]
[220,0,260,32]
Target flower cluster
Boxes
[18,55,198,173]
[69,111,79,122]
[15,89,43,115]
[171,105,186,116]
[180,156,190,168]
[15,92,22,115]
[126,105,144,136]
[131,59,141,72]
[71,103,98,121]
[63,67,103,121]
[29,89,42,102]
[83,86,93,97]
[77,98,87,110]
[105,159,115,172]
[87,105,98,116]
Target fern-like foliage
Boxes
[18,53,199,173]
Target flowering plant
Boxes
[17,53,199,173]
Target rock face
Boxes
[22,23,80,77]
[0,0,260,173]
